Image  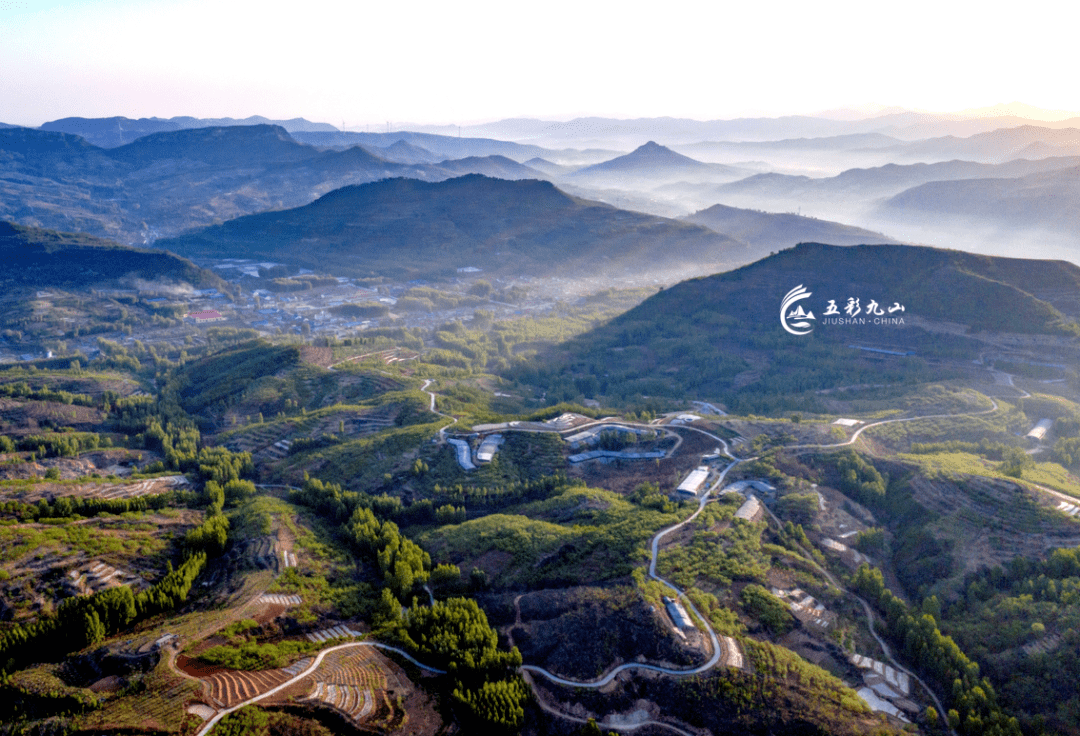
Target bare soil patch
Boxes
[300,346,334,367]
[89,674,124,693]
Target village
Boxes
[0,256,662,366]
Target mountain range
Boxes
[5,112,1080,268]
[289,130,616,166]
[0,125,571,244]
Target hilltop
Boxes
[374,140,442,164]
[158,174,747,280]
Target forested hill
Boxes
[531,243,1080,412]
[0,221,225,291]
[158,174,749,280]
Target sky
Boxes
[2,0,1078,127]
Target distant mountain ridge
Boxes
[157,174,748,281]
[433,155,548,180]
[702,156,1080,214]
[38,115,338,148]
[881,165,1080,235]
[900,125,1080,163]
[290,130,618,166]
[682,204,900,257]
[375,140,442,164]
[677,133,903,157]
[425,112,1080,148]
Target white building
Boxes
[734,495,763,521]
[476,434,505,463]
[676,466,710,497]
[1027,418,1053,442]
[447,438,476,470]
[663,596,695,630]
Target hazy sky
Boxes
[2,0,1077,127]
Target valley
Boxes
[2,106,1080,736]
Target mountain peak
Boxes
[635,140,667,152]
[569,140,714,179]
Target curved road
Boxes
[523,439,745,689]
[421,378,457,439]
[788,394,999,451]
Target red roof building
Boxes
[187,310,226,324]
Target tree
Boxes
[373,588,401,627]
[1000,447,1033,478]
[467,281,494,298]
[214,705,269,736]
[82,610,106,646]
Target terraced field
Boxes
[70,474,189,499]
[224,423,299,456]
[300,646,391,725]
[912,474,1080,541]
[257,593,302,606]
[68,559,147,594]
[0,370,144,398]
[236,535,284,572]
[0,473,189,505]
[304,624,363,643]
[221,404,400,464]
[307,682,377,720]
[305,407,397,437]
[184,656,313,708]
